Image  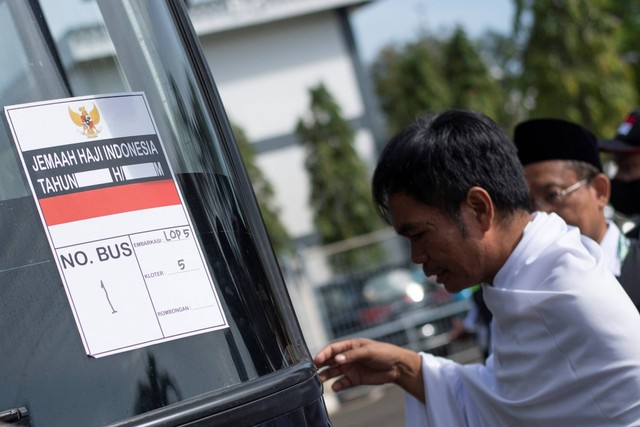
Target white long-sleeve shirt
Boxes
[406,212,640,426]
[600,220,624,276]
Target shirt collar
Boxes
[600,221,622,276]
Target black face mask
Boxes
[610,178,640,216]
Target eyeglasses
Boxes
[531,178,589,210]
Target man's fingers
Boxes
[314,344,338,366]
[327,365,394,391]
[314,339,368,366]
[317,365,343,382]
[317,365,358,392]
[331,342,383,366]
[332,375,355,392]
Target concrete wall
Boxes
[199,10,377,240]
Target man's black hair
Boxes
[372,109,530,223]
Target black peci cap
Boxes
[513,118,602,172]
[599,110,640,153]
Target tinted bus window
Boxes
[0,1,325,425]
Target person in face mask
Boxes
[599,110,640,240]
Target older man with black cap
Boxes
[599,110,640,239]
[514,118,640,311]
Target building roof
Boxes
[189,0,375,36]
[58,0,375,65]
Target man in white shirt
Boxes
[514,118,640,310]
[314,110,640,426]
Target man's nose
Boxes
[410,242,428,265]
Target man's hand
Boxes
[314,338,425,401]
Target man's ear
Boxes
[465,186,494,232]
[590,173,610,208]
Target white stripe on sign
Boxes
[75,168,113,187]
[122,162,161,180]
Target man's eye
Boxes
[410,232,426,242]
[544,191,561,203]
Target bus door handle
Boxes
[0,407,28,424]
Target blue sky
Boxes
[351,0,514,63]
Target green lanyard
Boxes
[619,233,631,264]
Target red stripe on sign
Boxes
[40,180,181,225]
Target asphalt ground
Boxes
[329,385,405,427]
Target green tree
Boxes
[372,36,452,136]
[515,0,636,136]
[371,30,514,135]
[605,1,640,102]
[296,83,383,270]
[477,29,529,130]
[232,123,292,255]
[443,26,506,125]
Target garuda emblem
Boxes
[68,104,101,138]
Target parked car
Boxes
[318,265,465,338]
[359,268,433,326]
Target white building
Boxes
[58,0,384,246]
